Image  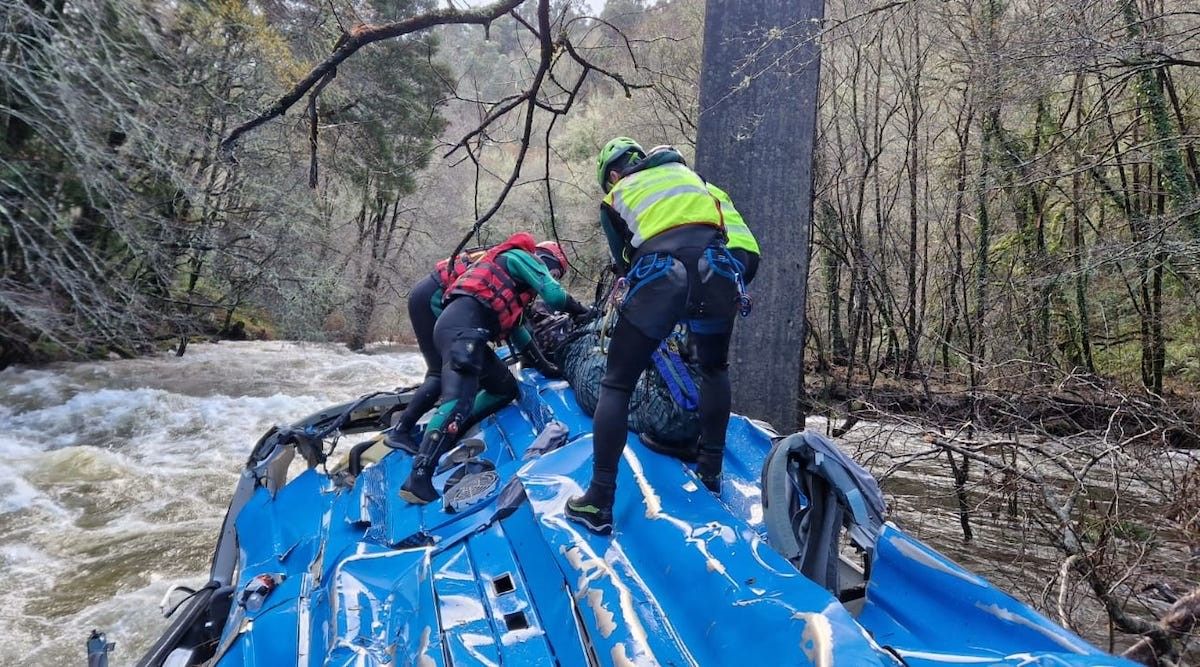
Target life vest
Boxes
[432,249,487,289]
[706,183,759,255]
[445,232,539,335]
[603,162,723,248]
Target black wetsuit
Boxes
[427,295,519,445]
[393,274,444,435]
[731,248,760,286]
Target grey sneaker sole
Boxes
[565,508,613,535]
[399,489,437,505]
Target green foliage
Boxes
[0,0,454,364]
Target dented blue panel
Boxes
[346,460,387,528]
[324,546,442,666]
[213,370,1135,667]
[434,544,502,666]
[517,436,893,666]
[858,524,1132,666]
[234,470,330,573]
[495,502,592,666]
[461,522,556,663]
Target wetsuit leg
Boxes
[591,315,665,489]
[567,232,702,533]
[392,276,443,437]
[430,317,490,447]
[687,243,740,490]
[401,297,497,504]
[692,330,733,458]
[459,346,520,433]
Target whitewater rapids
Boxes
[0,341,427,665]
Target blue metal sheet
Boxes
[858,524,1134,666]
[494,501,593,666]
[212,369,1136,667]
[517,435,895,665]
[323,546,443,666]
[218,595,300,667]
[462,521,556,663]
[433,544,502,666]
[234,470,330,573]
[346,460,388,528]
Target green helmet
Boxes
[596,137,644,192]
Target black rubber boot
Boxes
[399,455,438,504]
[399,429,447,505]
[565,482,615,535]
[695,447,724,494]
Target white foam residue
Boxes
[974,602,1092,653]
[793,611,834,666]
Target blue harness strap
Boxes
[651,342,699,411]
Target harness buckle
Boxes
[737,293,753,318]
[611,277,629,305]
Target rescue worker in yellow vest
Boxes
[643,145,760,285]
[565,138,744,535]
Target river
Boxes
[0,341,1193,665]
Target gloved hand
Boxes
[572,305,601,326]
[563,295,589,317]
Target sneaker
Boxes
[565,495,613,535]
[384,427,419,455]
[399,457,438,504]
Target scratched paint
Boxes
[795,611,834,667]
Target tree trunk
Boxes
[694,0,824,431]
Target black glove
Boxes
[563,295,588,317]
[572,305,600,326]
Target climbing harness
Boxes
[701,244,753,319]
[598,277,627,355]
[651,335,699,411]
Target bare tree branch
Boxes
[220,0,527,153]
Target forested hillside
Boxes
[6,0,1200,407]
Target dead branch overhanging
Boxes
[219,0,527,153]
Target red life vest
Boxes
[432,249,486,289]
[446,232,539,335]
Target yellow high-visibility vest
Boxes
[604,162,723,247]
[706,183,759,255]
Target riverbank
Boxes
[806,369,1200,449]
